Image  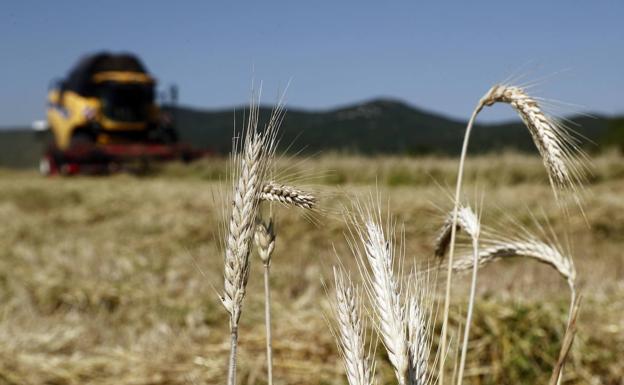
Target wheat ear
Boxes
[452,239,576,294]
[406,275,435,385]
[255,218,276,266]
[479,85,587,195]
[434,205,480,258]
[353,210,434,385]
[260,182,316,209]
[447,205,481,385]
[254,218,276,385]
[359,219,409,385]
[453,236,578,384]
[222,98,282,385]
[332,267,376,385]
[342,201,435,385]
[439,83,586,384]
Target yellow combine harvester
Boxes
[42,52,200,175]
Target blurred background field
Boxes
[0,153,622,385]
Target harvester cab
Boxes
[42,52,196,175]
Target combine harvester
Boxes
[40,52,204,175]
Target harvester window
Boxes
[99,84,154,123]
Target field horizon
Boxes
[2,97,623,170]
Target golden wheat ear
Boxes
[434,204,480,258]
[331,266,376,385]
[453,238,576,295]
[260,181,317,209]
[479,84,589,201]
[222,93,284,385]
[345,200,435,385]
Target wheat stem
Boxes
[254,219,276,385]
[263,264,274,385]
[227,326,239,385]
[456,217,480,385]
[549,295,581,385]
[439,105,482,384]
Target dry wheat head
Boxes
[478,84,587,196]
[254,219,276,266]
[332,267,376,385]
[360,220,409,384]
[453,239,576,292]
[434,205,480,258]
[260,181,316,209]
[221,101,282,328]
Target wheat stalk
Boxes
[445,205,481,385]
[255,180,315,385]
[439,83,587,384]
[452,236,578,384]
[260,182,316,209]
[221,96,282,385]
[332,267,376,385]
[451,229,578,384]
[549,295,581,385]
[254,218,276,385]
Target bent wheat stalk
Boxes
[439,83,587,384]
[549,295,581,385]
[480,85,587,194]
[452,236,577,385]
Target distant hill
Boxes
[170,99,614,155]
[1,99,620,169]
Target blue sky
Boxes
[1,1,622,126]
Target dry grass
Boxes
[0,153,622,384]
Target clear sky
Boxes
[1,1,622,126]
